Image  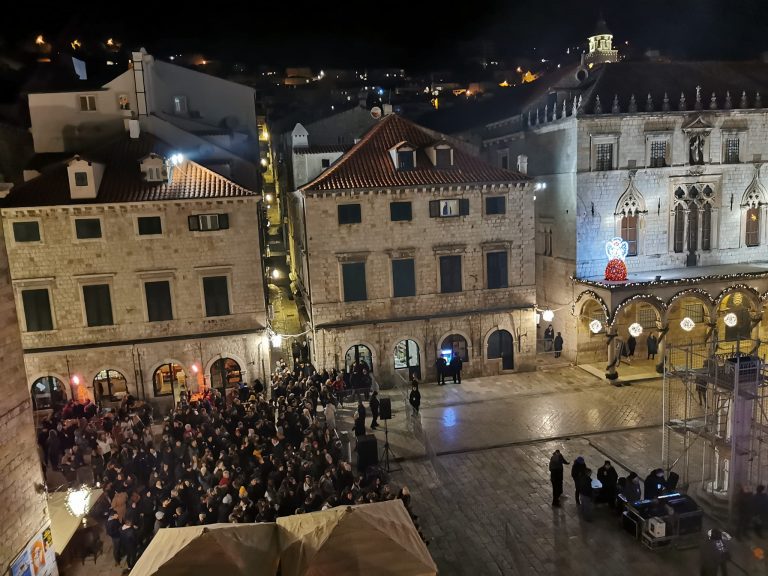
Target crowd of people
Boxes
[36,358,424,570]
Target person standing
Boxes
[369,391,380,430]
[753,485,768,537]
[571,456,587,505]
[120,519,138,569]
[106,511,122,566]
[435,356,447,386]
[646,332,658,360]
[554,332,564,359]
[353,399,366,437]
[597,460,618,507]
[544,325,554,352]
[699,528,730,576]
[627,335,637,364]
[450,354,463,384]
[549,449,569,507]
[324,401,336,432]
[409,384,421,415]
[579,468,595,521]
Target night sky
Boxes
[5,0,768,67]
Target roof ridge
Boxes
[299,114,397,191]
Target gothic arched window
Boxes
[746,207,760,247]
[674,204,685,253]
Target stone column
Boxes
[656,324,669,374]
[606,326,620,381]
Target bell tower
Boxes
[585,17,619,65]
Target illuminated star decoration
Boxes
[604,237,629,282]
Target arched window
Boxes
[701,203,712,251]
[687,201,699,252]
[31,376,67,410]
[345,344,373,373]
[440,334,469,362]
[394,339,421,379]
[621,215,638,256]
[673,204,685,253]
[153,363,187,397]
[746,207,760,247]
[210,358,242,391]
[93,369,128,401]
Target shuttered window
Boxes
[83,284,113,326]
[145,281,173,321]
[486,251,508,289]
[392,258,415,297]
[342,262,367,301]
[440,255,462,293]
[203,276,231,316]
[22,289,53,331]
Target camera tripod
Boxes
[381,418,401,473]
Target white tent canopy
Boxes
[277,500,437,576]
[129,522,279,576]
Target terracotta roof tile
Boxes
[4,133,257,208]
[293,144,350,155]
[300,114,528,192]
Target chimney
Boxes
[128,119,140,139]
[517,154,528,175]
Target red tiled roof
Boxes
[4,134,257,208]
[300,114,528,192]
[293,144,350,155]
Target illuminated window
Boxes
[725,138,740,164]
[595,143,613,171]
[684,303,704,323]
[621,214,638,256]
[650,141,666,168]
[746,207,760,247]
[441,334,469,362]
[79,95,96,111]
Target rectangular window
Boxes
[595,143,613,171]
[74,171,89,186]
[435,148,452,167]
[440,255,462,293]
[138,216,163,236]
[725,138,740,164]
[486,251,508,289]
[21,289,53,332]
[321,158,331,168]
[621,215,638,256]
[397,150,414,170]
[684,303,704,323]
[341,262,367,301]
[12,221,40,243]
[499,150,509,170]
[188,214,229,231]
[337,204,361,225]
[392,258,416,297]
[429,199,470,218]
[145,281,173,321]
[203,276,231,316]
[75,218,102,239]
[650,141,667,168]
[390,202,412,222]
[79,95,96,111]
[82,284,113,327]
[485,196,506,215]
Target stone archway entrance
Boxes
[487,329,514,370]
[93,369,128,402]
[31,376,67,411]
[210,358,243,395]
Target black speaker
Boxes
[380,398,392,420]
[356,434,379,471]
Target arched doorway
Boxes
[210,357,243,393]
[578,298,608,364]
[93,369,128,402]
[718,292,754,344]
[487,329,514,369]
[440,334,469,363]
[31,376,67,410]
[153,363,187,402]
[394,339,421,379]
[345,344,373,373]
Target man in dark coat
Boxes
[597,460,619,507]
[646,333,658,359]
[435,357,447,386]
[369,392,380,430]
[571,456,587,505]
[549,449,569,507]
[409,384,421,414]
[644,468,666,500]
[554,332,564,358]
[699,529,730,576]
[450,355,463,384]
[353,399,366,436]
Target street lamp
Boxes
[680,317,696,332]
[541,309,555,322]
[589,319,603,334]
[628,323,643,337]
[65,485,92,526]
[724,312,738,327]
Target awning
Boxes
[47,489,103,555]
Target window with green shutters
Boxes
[392,258,415,297]
[486,251,508,289]
[22,289,53,331]
[145,281,173,321]
[439,255,462,293]
[342,262,367,301]
[203,276,231,316]
[82,284,113,326]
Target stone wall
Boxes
[0,221,48,572]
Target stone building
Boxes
[0,221,49,575]
[2,130,268,414]
[291,114,535,384]
[481,41,768,376]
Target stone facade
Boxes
[2,197,268,412]
[0,220,49,572]
[298,182,536,383]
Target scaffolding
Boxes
[663,339,768,523]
